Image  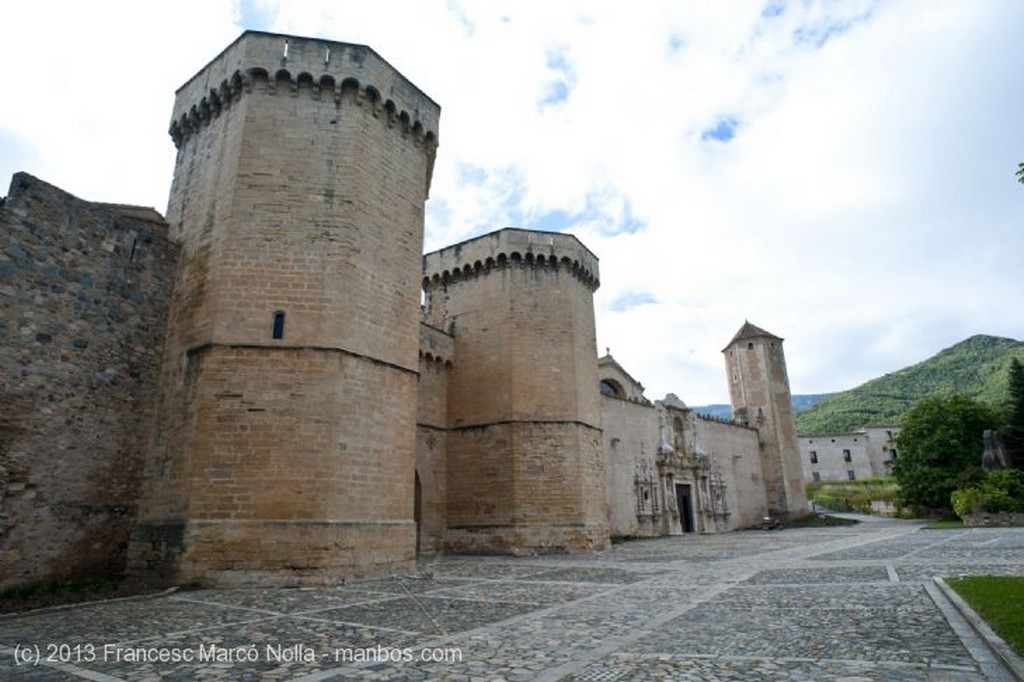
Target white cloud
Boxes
[0,0,241,210]
[3,0,1022,406]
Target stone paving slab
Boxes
[1,518,1022,681]
[744,565,891,584]
[426,580,610,605]
[634,589,973,666]
[568,654,988,682]
[896,561,1024,583]
[179,588,393,615]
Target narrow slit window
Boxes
[272,312,285,339]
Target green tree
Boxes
[1017,162,1024,184]
[1003,357,1024,468]
[893,394,999,511]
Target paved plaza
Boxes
[2,516,1023,681]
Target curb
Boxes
[934,576,1024,681]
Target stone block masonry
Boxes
[423,229,610,554]
[130,31,440,585]
[0,173,178,589]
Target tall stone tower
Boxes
[422,229,610,553]
[723,322,807,518]
[130,32,440,585]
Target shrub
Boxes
[952,469,1024,517]
[806,478,901,515]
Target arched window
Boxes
[272,311,285,340]
[599,379,623,398]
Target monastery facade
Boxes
[0,32,806,589]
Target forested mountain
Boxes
[794,335,1024,434]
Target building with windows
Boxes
[799,427,899,482]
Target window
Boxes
[843,449,852,463]
[890,449,898,461]
[812,472,821,482]
[847,470,856,481]
[809,451,818,464]
[272,311,285,339]
[599,379,622,398]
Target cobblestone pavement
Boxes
[2,517,1023,681]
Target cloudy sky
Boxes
[3,1,1022,405]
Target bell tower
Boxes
[130,31,440,584]
[723,322,807,519]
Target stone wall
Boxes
[962,512,1024,528]
[416,322,453,555]
[601,396,660,537]
[0,173,177,589]
[697,417,766,529]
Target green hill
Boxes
[795,335,1024,435]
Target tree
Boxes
[1018,162,1024,184]
[893,394,999,511]
[1002,357,1024,468]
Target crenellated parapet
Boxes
[422,228,600,292]
[169,31,440,155]
[419,321,454,366]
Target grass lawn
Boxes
[947,576,1024,657]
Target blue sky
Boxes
[2,0,1022,404]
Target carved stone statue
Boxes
[982,429,1008,471]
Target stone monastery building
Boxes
[0,32,806,589]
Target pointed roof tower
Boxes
[721,320,807,518]
[724,320,783,350]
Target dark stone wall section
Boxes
[0,173,179,588]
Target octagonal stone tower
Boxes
[422,229,610,554]
[130,31,440,585]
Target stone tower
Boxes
[130,31,440,584]
[723,322,807,518]
[422,229,610,553]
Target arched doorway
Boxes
[675,483,694,533]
